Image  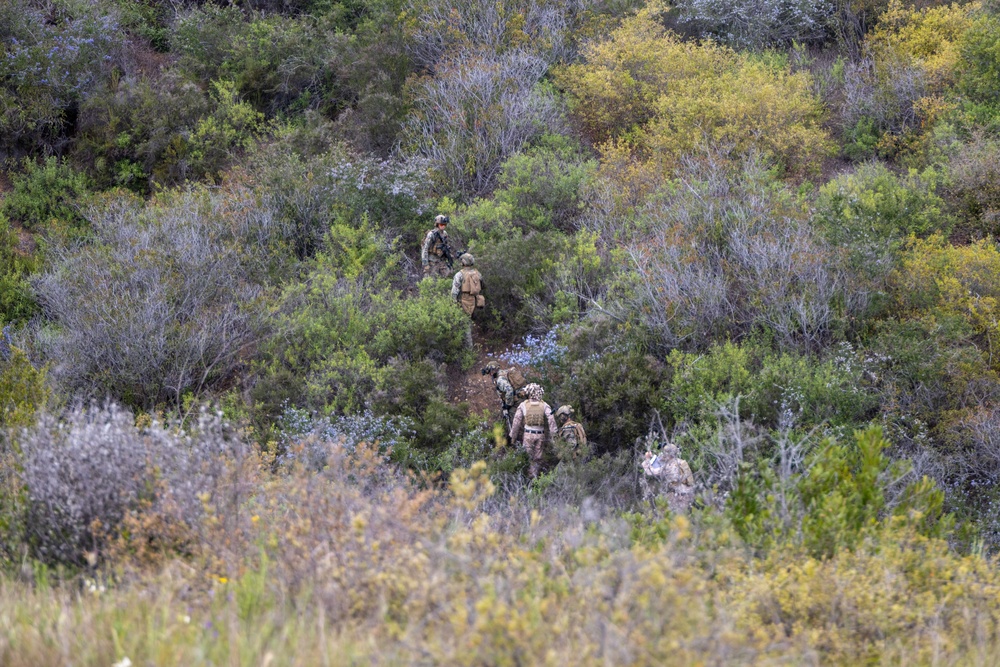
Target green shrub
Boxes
[556,348,668,453]
[956,13,1000,126]
[0,345,50,431]
[372,281,474,366]
[2,158,91,232]
[0,215,38,324]
[74,72,211,192]
[372,359,470,466]
[490,135,597,232]
[664,340,879,430]
[815,161,951,250]
[172,7,338,114]
[0,0,120,157]
[729,425,952,557]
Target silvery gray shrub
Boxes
[19,403,248,564]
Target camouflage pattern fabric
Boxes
[641,449,695,512]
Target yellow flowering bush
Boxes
[895,234,1000,368]
[556,6,833,177]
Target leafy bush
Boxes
[555,348,668,453]
[172,6,338,113]
[835,2,977,160]
[35,186,280,409]
[73,71,212,191]
[945,134,1000,236]
[956,12,1000,127]
[258,223,472,427]
[729,425,951,557]
[372,281,474,366]
[664,340,879,430]
[814,161,951,291]
[248,147,430,260]
[0,343,50,431]
[556,8,832,175]
[0,216,38,324]
[0,0,121,157]
[894,235,1000,368]
[487,134,597,232]
[1,157,91,232]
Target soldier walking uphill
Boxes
[482,362,527,432]
[554,405,588,461]
[451,253,484,318]
[509,383,557,478]
[422,215,455,278]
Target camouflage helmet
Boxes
[460,253,474,266]
[481,361,501,376]
[524,383,544,400]
[554,405,574,422]
[435,214,449,226]
[661,443,680,459]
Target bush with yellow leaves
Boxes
[556,5,833,177]
[894,234,1000,369]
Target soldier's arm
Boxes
[499,379,514,407]
[451,271,463,299]
[545,406,557,438]
[509,404,524,442]
[421,232,432,266]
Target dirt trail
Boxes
[447,328,527,420]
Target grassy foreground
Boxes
[2,448,999,666]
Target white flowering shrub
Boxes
[19,403,250,565]
[0,0,121,157]
[671,0,833,49]
[278,407,411,470]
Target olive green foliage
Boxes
[258,219,472,427]
[0,0,121,158]
[0,216,38,324]
[665,341,879,430]
[946,134,1000,236]
[489,134,597,232]
[816,162,950,248]
[2,158,91,232]
[73,72,212,191]
[814,162,951,293]
[171,6,337,114]
[729,425,951,557]
[0,346,50,430]
[555,348,669,453]
[956,13,1000,128]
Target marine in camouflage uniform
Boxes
[421,215,452,278]
[641,443,695,512]
[482,361,517,430]
[451,253,484,317]
[554,405,588,462]
[509,383,557,478]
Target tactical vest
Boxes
[525,401,546,428]
[428,229,447,256]
[461,268,481,294]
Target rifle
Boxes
[432,229,464,269]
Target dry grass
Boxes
[2,444,1000,666]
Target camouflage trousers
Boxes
[523,432,546,477]
[425,258,451,278]
[641,479,694,513]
